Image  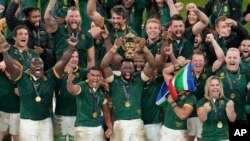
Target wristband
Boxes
[194,9,200,15]
[171,102,177,108]
[172,104,177,109]
[143,47,149,53]
[110,45,118,53]
[174,63,180,71]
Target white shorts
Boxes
[111,119,146,141]
[53,115,76,136]
[187,117,202,138]
[0,111,20,135]
[160,125,187,141]
[75,126,105,141]
[19,118,53,141]
[144,123,162,141]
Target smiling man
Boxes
[169,3,208,60]
[187,33,225,141]
[239,39,250,72]
[0,34,76,141]
[214,16,249,51]
[8,25,39,70]
[66,66,113,141]
[0,25,40,141]
[54,50,88,141]
[45,0,95,68]
[100,38,155,141]
[145,18,162,56]
[87,0,137,46]
[216,48,248,139]
[6,0,55,71]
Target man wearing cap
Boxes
[6,0,55,71]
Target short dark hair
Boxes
[191,51,206,61]
[63,47,77,53]
[13,25,29,37]
[134,50,144,55]
[169,14,185,26]
[31,57,43,63]
[30,57,43,67]
[23,7,40,18]
[88,66,102,74]
[215,16,227,28]
[121,58,134,64]
[67,6,79,12]
[134,50,146,59]
[111,5,128,19]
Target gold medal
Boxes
[125,100,131,107]
[217,121,223,128]
[230,93,236,99]
[92,112,97,118]
[35,96,41,102]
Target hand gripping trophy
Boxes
[121,32,140,59]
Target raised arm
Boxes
[205,34,225,72]
[5,0,23,31]
[155,35,177,71]
[101,25,113,51]
[0,35,21,80]
[227,18,250,41]
[100,38,123,79]
[197,102,211,123]
[166,0,178,17]
[140,39,156,77]
[102,100,113,138]
[53,39,77,77]
[66,71,81,95]
[167,94,194,120]
[44,0,58,33]
[226,100,236,122]
[87,0,105,27]
[186,3,209,36]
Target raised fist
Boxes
[203,102,211,113]
[114,38,124,47]
[186,3,198,12]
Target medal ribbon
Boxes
[69,31,79,39]
[210,99,222,122]
[120,78,132,101]
[17,48,32,69]
[31,79,42,99]
[174,39,186,56]
[90,88,99,113]
[225,68,240,95]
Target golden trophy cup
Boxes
[122,33,140,59]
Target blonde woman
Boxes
[197,76,236,141]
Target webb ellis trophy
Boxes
[120,32,141,59]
